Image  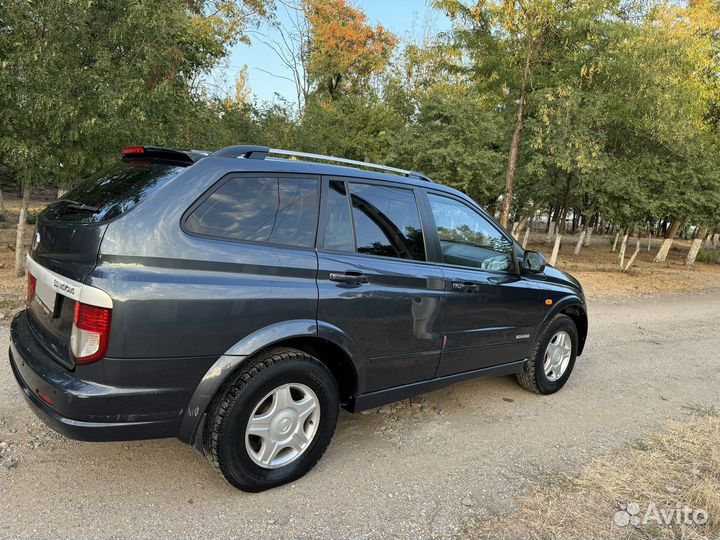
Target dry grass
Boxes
[466,408,720,539]
[525,232,720,298]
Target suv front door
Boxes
[316,178,446,394]
[424,191,541,377]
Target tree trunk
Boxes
[647,232,652,251]
[57,186,68,199]
[611,232,620,252]
[685,226,708,267]
[512,203,541,240]
[522,224,530,249]
[499,44,532,229]
[545,206,554,233]
[653,217,682,263]
[713,233,719,250]
[549,234,562,266]
[573,227,587,256]
[544,221,556,243]
[15,182,32,277]
[618,232,629,269]
[622,237,641,272]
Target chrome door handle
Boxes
[329,272,369,285]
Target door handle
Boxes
[329,272,369,285]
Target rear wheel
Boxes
[205,347,339,492]
[516,314,578,394]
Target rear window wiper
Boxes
[51,199,100,212]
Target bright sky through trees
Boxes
[215,1,451,102]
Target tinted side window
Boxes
[349,183,426,261]
[185,176,319,248]
[428,193,513,272]
[323,181,354,251]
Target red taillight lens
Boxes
[121,146,145,156]
[70,303,112,364]
[27,273,37,302]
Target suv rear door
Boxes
[316,178,446,394]
[423,190,542,377]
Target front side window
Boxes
[348,183,426,261]
[184,176,319,248]
[428,193,514,272]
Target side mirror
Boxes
[523,250,546,274]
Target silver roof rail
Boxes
[209,145,433,182]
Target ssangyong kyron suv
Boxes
[9,145,588,491]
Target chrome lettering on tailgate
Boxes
[52,278,77,296]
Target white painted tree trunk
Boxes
[622,238,641,272]
[549,234,562,266]
[653,218,681,263]
[653,238,674,263]
[544,221,556,243]
[15,182,32,277]
[573,229,586,256]
[583,228,592,247]
[713,233,719,250]
[647,233,652,251]
[611,232,620,252]
[685,226,708,266]
[522,225,530,249]
[685,239,703,266]
[618,233,629,269]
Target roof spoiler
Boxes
[121,146,210,164]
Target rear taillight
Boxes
[27,273,37,302]
[70,303,112,364]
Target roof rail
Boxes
[210,145,433,182]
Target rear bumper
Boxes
[9,311,181,441]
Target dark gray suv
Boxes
[9,145,587,491]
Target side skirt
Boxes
[350,359,528,413]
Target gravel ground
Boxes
[0,291,719,539]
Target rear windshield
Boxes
[42,161,185,223]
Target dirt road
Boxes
[1,291,719,539]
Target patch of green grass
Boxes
[696,249,719,264]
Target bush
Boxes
[696,249,719,264]
[26,212,37,225]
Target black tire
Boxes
[516,314,578,395]
[205,347,339,492]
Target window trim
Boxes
[317,175,435,264]
[180,172,322,251]
[421,189,520,275]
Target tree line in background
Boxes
[1,0,719,276]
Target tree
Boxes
[304,0,396,99]
[0,0,268,275]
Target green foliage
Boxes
[1,0,719,245]
[696,249,720,264]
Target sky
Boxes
[211,1,451,105]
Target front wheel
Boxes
[516,314,578,394]
[205,347,339,492]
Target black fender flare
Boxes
[177,319,360,447]
[536,295,588,355]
